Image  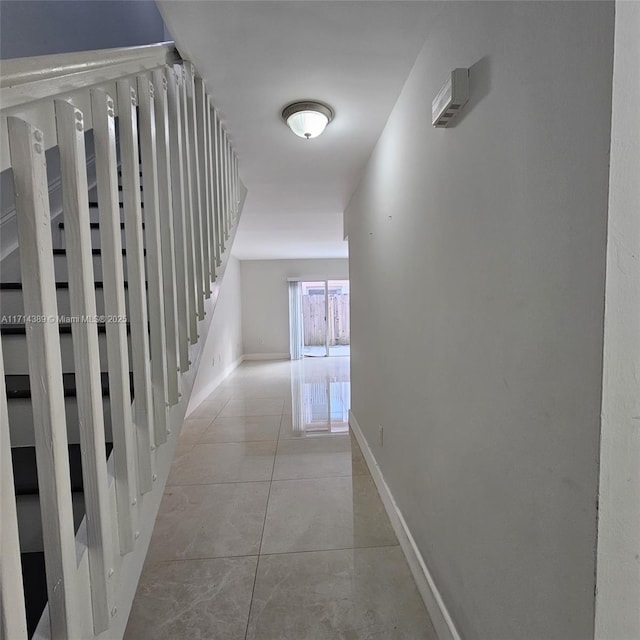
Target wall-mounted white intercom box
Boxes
[432,68,469,128]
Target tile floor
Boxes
[125,358,437,640]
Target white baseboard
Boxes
[243,352,290,361]
[185,355,244,416]
[349,410,461,640]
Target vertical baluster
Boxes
[137,74,169,445]
[234,153,240,222]
[7,116,79,639]
[180,66,199,343]
[229,145,235,226]
[230,145,234,225]
[90,88,136,553]
[166,65,190,372]
[55,99,112,632]
[229,152,238,227]
[212,109,223,264]
[206,96,218,278]
[217,114,227,256]
[230,150,236,224]
[230,141,236,227]
[205,91,214,284]
[194,77,211,296]
[235,152,238,223]
[237,155,241,215]
[224,130,231,240]
[116,79,154,494]
[152,68,180,405]
[185,64,205,320]
[1,340,27,639]
[219,121,227,246]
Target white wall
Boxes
[596,2,640,637]
[346,3,614,639]
[188,256,243,412]
[241,259,349,357]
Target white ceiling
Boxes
[158,1,432,260]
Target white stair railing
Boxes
[0,42,244,639]
[1,307,28,640]
[116,77,154,493]
[54,97,113,632]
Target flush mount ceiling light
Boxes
[282,100,334,139]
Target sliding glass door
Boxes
[301,281,328,357]
[327,280,350,356]
[299,280,350,357]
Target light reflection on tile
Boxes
[246,547,437,640]
[273,435,369,480]
[287,357,351,437]
[260,475,397,554]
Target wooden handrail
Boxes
[0,47,181,113]
[0,42,180,89]
[0,42,182,172]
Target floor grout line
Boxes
[141,542,402,567]
[142,553,261,565]
[166,470,369,488]
[253,542,402,558]
[178,438,280,446]
[243,409,283,640]
[164,479,273,488]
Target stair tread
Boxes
[0,280,145,290]
[51,248,145,256]
[4,371,134,399]
[88,201,144,208]
[58,221,144,230]
[12,442,113,496]
[0,322,130,335]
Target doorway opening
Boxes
[300,280,350,357]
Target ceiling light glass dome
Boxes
[282,101,334,139]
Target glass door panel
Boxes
[301,281,327,357]
[328,279,350,356]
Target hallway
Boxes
[125,357,437,639]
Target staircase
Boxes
[0,43,245,640]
